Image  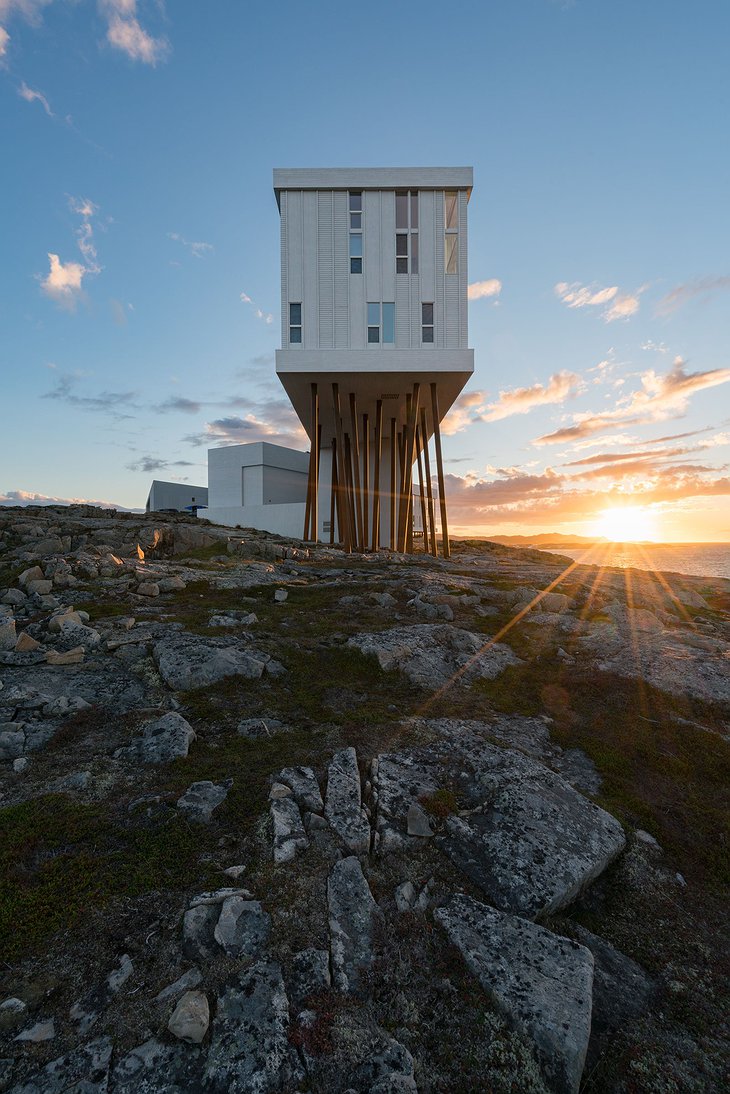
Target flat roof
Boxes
[273,167,473,205]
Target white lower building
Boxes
[203,441,310,537]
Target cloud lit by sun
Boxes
[594,506,657,542]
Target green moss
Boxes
[420,788,459,820]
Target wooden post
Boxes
[396,429,406,552]
[343,433,358,550]
[311,384,319,542]
[372,399,383,550]
[332,383,351,553]
[420,407,438,557]
[389,417,396,550]
[399,384,420,553]
[430,382,450,559]
[362,412,369,549]
[349,393,365,550]
[329,438,337,544]
[415,423,428,551]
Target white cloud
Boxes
[99,0,169,65]
[483,370,582,422]
[18,80,53,115]
[555,280,641,323]
[240,290,273,324]
[0,26,10,56]
[40,254,88,308]
[168,232,213,259]
[468,278,502,301]
[69,195,100,267]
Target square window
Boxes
[289,302,301,325]
[290,327,302,344]
[349,191,362,212]
[367,327,380,343]
[351,257,362,274]
[396,257,408,274]
[422,327,434,344]
[350,212,361,229]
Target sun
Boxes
[594,506,657,542]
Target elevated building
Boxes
[204,167,474,553]
[146,480,208,514]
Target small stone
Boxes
[157,576,186,592]
[177,780,230,824]
[45,646,85,665]
[0,620,16,651]
[0,997,27,1014]
[13,757,29,773]
[328,856,382,996]
[222,865,247,880]
[2,588,27,606]
[406,801,433,837]
[269,782,293,800]
[48,609,84,633]
[167,990,209,1044]
[274,588,288,603]
[15,632,41,652]
[325,746,371,855]
[18,566,44,587]
[15,1018,55,1042]
[636,829,661,849]
[394,881,416,912]
[213,896,271,958]
[26,579,53,596]
[137,582,160,597]
[107,954,134,994]
[117,616,136,629]
[155,968,203,1003]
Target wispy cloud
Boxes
[656,275,730,316]
[240,291,274,325]
[69,195,100,268]
[99,0,169,65]
[168,232,213,259]
[0,26,10,57]
[555,280,641,323]
[39,196,102,308]
[483,370,582,423]
[18,80,52,115]
[42,370,140,419]
[126,456,195,473]
[184,398,306,449]
[468,278,502,301]
[155,396,204,414]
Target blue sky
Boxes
[1,0,729,540]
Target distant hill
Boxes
[468,533,608,548]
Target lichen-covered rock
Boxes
[9,1035,112,1093]
[270,795,309,863]
[176,779,231,823]
[116,712,195,764]
[153,637,269,691]
[325,747,370,854]
[328,856,382,996]
[435,894,594,1094]
[277,765,324,813]
[213,896,271,959]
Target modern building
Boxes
[203,167,474,553]
[146,480,208,514]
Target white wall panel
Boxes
[318,190,334,348]
[334,190,349,347]
[364,190,381,304]
[302,190,318,349]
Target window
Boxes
[395,190,418,274]
[289,302,302,344]
[445,190,458,274]
[367,302,395,344]
[349,191,362,273]
[422,302,434,344]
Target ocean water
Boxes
[540,543,730,581]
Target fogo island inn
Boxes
[205,168,475,555]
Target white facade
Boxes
[146,480,208,513]
[204,441,309,537]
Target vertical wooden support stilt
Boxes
[430,382,450,559]
[329,438,337,545]
[343,433,358,549]
[332,383,351,553]
[391,420,396,555]
[362,412,369,550]
[372,400,383,550]
[310,384,319,542]
[398,384,420,553]
[349,393,364,550]
[420,408,438,557]
[415,423,428,551]
[396,429,405,552]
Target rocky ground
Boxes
[0,506,728,1093]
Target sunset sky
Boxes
[1,1,729,541]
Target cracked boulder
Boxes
[325,746,371,854]
[435,894,593,1094]
[328,856,382,997]
[153,635,275,691]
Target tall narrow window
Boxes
[422,303,434,343]
[445,190,458,274]
[349,191,362,273]
[367,302,380,343]
[382,302,395,344]
[289,302,302,344]
[395,190,418,274]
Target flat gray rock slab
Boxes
[435,895,593,1094]
[8,1036,112,1094]
[204,959,292,1093]
[153,636,269,691]
[375,721,625,919]
[270,796,309,863]
[213,896,271,958]
[111,1036,203,1093]
[116,712,195,764]
[328,856,382,997]
[177,779,231,823]
[348,623,520,689]
[277,765,324,813]
[325,747,371,854]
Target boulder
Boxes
[277,765,324,813]
[435,894,593,1094]
[271,796,309,863]
[158,576,187,592]
[0,620,17,651]
[15,632,40,653]
[25,579,53,596]
[116,712,196,764]
[328,856,382,996]
[213,896,271,958]
[136,582,160,598]
[18,566,44,587]
[45,646,85,665]
[176,780,231,823]
[154,637,269,691]
[325,747,371,854]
